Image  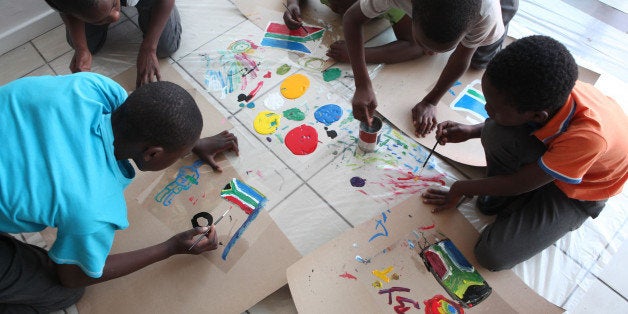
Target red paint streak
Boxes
[285,124,318,155]
[397,171,446,186]
[263,71,271,78]
[223,195,253,214]
[266,22,324,37]
[419,224,435,230]
[357,189,368,195]
[425,251,447,279]
[339,272,357,280]
[245,81,264,102]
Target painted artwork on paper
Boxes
[260,22,325,54]
[220,178,267,260]
[420,239,492,308]
[203,39,262,99]
[449,80,488,122]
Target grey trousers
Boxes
[474,120,606,271]
[66,0,182,57]
[471,0,519,69]
[0,234,85,313]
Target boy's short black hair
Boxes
[45,0,99,15]
[113,81,203,151]
[485,35,578,113]
[412,0,481,44]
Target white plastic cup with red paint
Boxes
[358,116,382,153]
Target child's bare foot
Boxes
[327,40,350,62]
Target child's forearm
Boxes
[61,14,89,52]
[343,4,371,88]
[363,40,423,64]
[422,44,476,105]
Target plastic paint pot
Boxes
[358,116,382,153]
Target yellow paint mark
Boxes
[280,74,310,99]
[372,281,382,288]
[372,266,394,283]
[253,110,281,135]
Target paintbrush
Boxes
[416,137,440,178]
[282,3,310,37]
[188,209,230,251]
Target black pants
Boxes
[474,120,606,271]
[0,234,84,313]
[66,0,182,57]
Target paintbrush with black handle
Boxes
[282,3,310,36]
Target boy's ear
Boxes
[142,146,165,162]
[528,110,549,124]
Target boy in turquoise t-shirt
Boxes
[0,73,238,312]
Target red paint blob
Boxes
[263,71,271,78]
[285,124,318,155]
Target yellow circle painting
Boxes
[253,110,281,135]
[280,74,310,99]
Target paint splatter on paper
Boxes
[253,111,281,135]
[423,295,464,314]
[314,104,343,126]
[323,67,342,82]
[263,92,286,110]
[280,74,310,99]
[285,124,318,155]
[283,107,306,121]
[276,64,291,75]
[339,272,358,280]
[350,176,366,187]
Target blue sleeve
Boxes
[74,72,128,114]
[48,223,116,278]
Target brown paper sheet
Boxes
[287,196,563,313]
[72,64,301,313]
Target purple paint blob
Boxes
[350,176,366,187]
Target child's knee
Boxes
[474,239,514,271]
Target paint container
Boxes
[358,116,382,153]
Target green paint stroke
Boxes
[468,88,486,102]
[283,108,306,121]
[323,67,342,82]
[276,64,291,75]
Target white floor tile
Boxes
[171,0,247,60]
[25,64,56,77]
[269,185,351,256]
[598,239,628,297]
[0,43,45,85]
[31,25,72,62]
[567,279,627,314]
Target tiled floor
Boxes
[1,0,627,313]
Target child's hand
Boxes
[422,187,464,213]
[170,227,218,255]
[352,86,378,126]
[436,121,473,144]
[70,48,92,73]
[193,131,239,172]
[412,100,438,137]
[326,40,350,62]
[283,3,302,30]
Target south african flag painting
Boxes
[260,22,325,54]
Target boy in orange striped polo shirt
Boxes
[421,35,628,270]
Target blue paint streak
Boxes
[222,207,262,260]
[453,94,488,118]
[260,37,311,53]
